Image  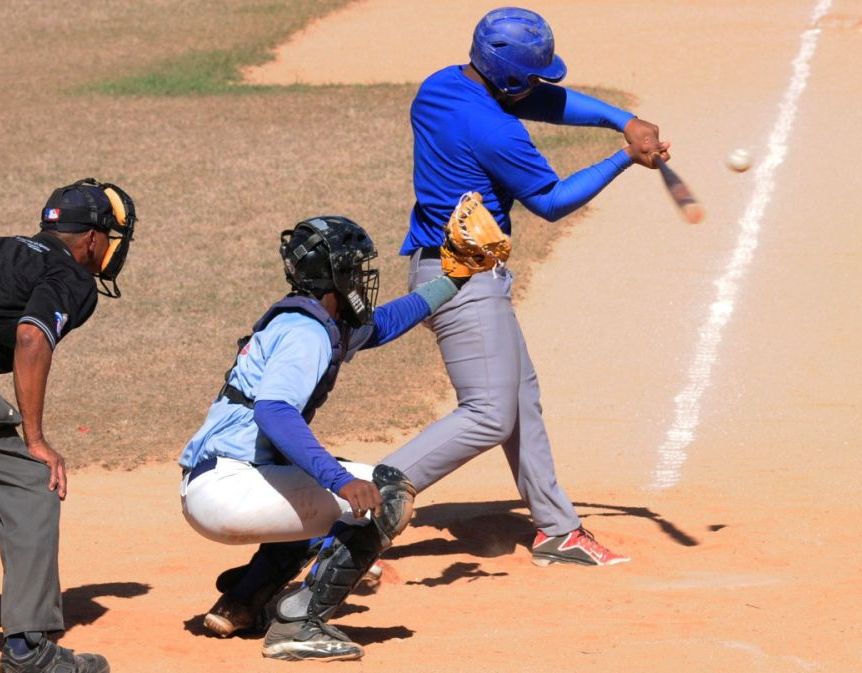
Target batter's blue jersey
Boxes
[401,65,633,255]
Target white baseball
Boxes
[727,148,752,172]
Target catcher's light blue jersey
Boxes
[178,312,329,469]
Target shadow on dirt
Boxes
[340,624,415,646]
[576,500,700,546]
[0,581,151,640]
[406,561,508,587]
[62,582,152,631]
[386,499,699,563]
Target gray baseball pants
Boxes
[0,426,63,635]
[380,253,581,536]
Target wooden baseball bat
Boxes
[653,155,705,224]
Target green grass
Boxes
[91,49,258,96]
[80,0,352,96]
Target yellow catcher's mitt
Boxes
[440,192,512,278]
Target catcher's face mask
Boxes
[335,249,379,328]
[280,216,379,328]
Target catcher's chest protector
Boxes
[251,296,346,423]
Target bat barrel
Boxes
[653,156,704,224]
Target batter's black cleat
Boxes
[1,637,109,673]
[262,619,363,661]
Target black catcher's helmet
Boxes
[280,216,379,327]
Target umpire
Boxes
[0,179,135,673]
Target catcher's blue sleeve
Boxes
[254,400,355,493]
[362,277,459,349]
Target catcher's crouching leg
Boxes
[261,465,415,661]
[205,539,320,637]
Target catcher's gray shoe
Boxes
[262,619,363,661]
[1,637,109,673]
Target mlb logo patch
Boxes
[54,311,68,336]
[44,208,61,221]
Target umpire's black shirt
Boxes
[0,233,97,374]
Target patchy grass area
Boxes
[0,0,630,469]
[86,0,352,95]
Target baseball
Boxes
[727,148,752,172]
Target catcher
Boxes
[178,211,500,661]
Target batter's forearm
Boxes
[522,149,632,221]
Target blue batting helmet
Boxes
[469,7,567,96]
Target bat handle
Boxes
[652,153,674,177]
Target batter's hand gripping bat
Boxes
[653,155,704,224]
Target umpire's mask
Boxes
[41,178,137,298]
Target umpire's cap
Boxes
[40,178,137,298]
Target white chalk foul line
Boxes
[650,0,833,490]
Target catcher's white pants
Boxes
[181,456,373,544]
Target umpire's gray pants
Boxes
[0,426,63,635]
[381,255,581,536]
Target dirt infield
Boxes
[8,1,862,672]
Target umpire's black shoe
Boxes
[1,637,109,673]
